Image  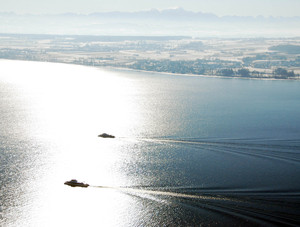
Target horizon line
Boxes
[1,8,299,19]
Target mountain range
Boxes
[1,8,300,37]
[87,8,300,22]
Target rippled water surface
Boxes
[0,60,300,226]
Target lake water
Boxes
[0,60,300,226]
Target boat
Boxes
[98,133,115,138]
[64,179,89,188]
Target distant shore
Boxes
[1,58,299,81]
[1,34,300,81]
[104,65,300,81]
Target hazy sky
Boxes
[1,0,299,17]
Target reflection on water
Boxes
[0,60,300,226]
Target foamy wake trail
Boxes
[119,137,300,164]
[92,185,230,201]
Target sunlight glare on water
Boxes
[1,60,300,226]
[0,60,147,226]
[2,60,143,140]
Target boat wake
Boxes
[94,136,300,226]
[120,136,300,164]
[90,184,300,226]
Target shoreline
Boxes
[105,65,300,81]
[1,58,299,81]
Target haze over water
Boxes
[0,60,300,226]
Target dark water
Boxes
[0,60,300,226]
